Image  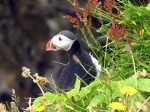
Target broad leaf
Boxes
[137,78,150,92]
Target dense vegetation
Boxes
[1,0,150,112]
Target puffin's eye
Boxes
[59,37,62,41]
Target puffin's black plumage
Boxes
[58,40,97,90]
[46,30,101,91]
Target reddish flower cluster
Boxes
[127,34,132,45]
[74,0,83,21]
[64,0,101,29]
[108,18,126,42]
[85,0,99,16]
[74,0,100,28]
[87,16,92,28]
[117,8,121,16]
[63,15,80,29]
[98,18,103,24]
[104,0,115,15]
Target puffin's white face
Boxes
[46,34,76,51]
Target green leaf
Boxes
[54,94,67,104]
[137,78,150,92]
[86,80,101,90]
[87,95,101,107]
[102,81,113,93]
[96,23,110,33]
[77,80,100,99]
[119,76,137,88]
[66,77,80,98]
[74,76,81,91]
[111,81,122,99]
[44,92,56,104]
[79,88,90,98]
[33,96,44,107]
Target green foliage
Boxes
[137,78,150,92]
[33,76,150,111]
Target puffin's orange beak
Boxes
[46,38,58,51]
[46,39,53,51]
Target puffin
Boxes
[46,30,101,91]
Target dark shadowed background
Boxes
[0,0,94,108]
[0,0,148,108]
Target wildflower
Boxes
[33,73,47,85]
[74,0,83,21]
[24,105,35,112]
[98,18,103,24]
[85,0,99,16]
[81,27,85,34]
[22,67,31,78]
[65,0,101,29]
[129,106,136,112]
[74,0,99,24]
[121,25,126,38]
[126,34,132,45]
[104,68,111,84]
[108,17,126,42]
[117,8,121,15]
[140,69,149,77]
[11,89,20,103]
[63,15,79,24]
[63,15,80,29]
[24,97,35,112]
[86,16,92,28]
[131,21,137,26]
[0,103,6,112]
[126,43,132,54]
[73,55,81,64]
[139,29,145,35]
[74,0,79,11]
[136,69,150,77]
[10,102,17,112]
[36,105,46,112]
[136,102,148,112]
[39,99,49,105]
[55,104,63,112]
[109,102,126,111]
[120,86,137,97]
[137,29,145,36]
[104,0,115,15]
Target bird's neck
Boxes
[67,40,81,56]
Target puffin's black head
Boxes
[46,30,78,51]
